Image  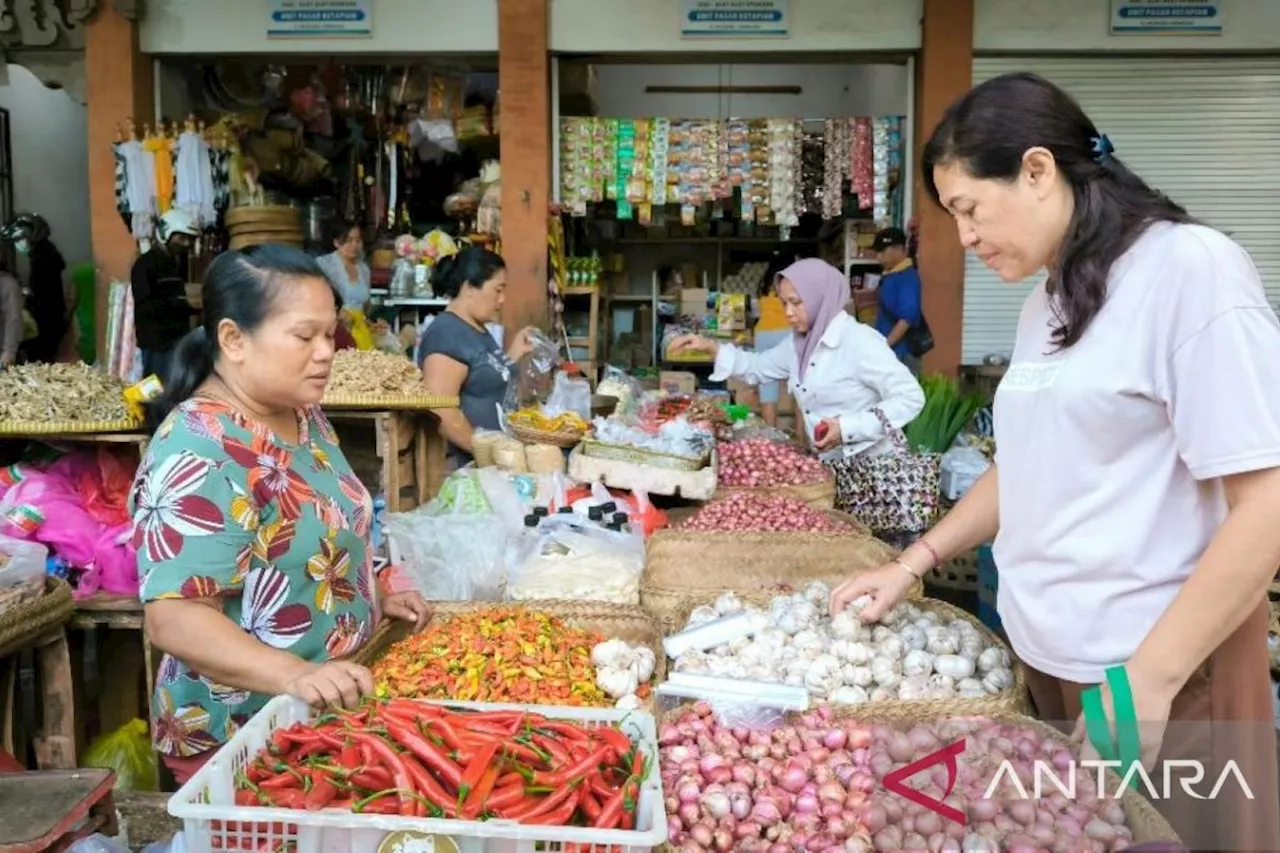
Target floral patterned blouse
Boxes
[130,399,377,757]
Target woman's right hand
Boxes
[668,334,718,356]
[830,562,920,621]
[282,659,375,709]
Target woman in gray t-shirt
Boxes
[418,247,535,463]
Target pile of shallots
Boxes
[680,493,850,533]
[659,703,1140,853]
[718,439,830,488]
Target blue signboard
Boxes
[681,0,789,38]
[1110,0,1221,35]
[268,0,372,38]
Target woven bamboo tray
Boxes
[669,595,1028,717]
[507,422,585,448]
[579,438,710,472]
[347,599,667,684]
[0,577,73,658]
[0,417,143,436]
[321,392,459,411]
[712,474,836,509]
[642,522,901,628]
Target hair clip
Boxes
[1090,133,1115,164]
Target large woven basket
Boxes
[0,577,74,658]
[642,521,900,628]
[0,417,143,436]
[668,594,1027,718]
[321,392,459,411]
[712,474,836,509]
[347,599,666,682]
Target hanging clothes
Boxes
[144,133,175,214]
[118,139,155,239]
[175,130,217,227]
[111,142,129,230]
[209,146,231,219]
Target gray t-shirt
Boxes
[418,312,513,459]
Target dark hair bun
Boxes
[431,247,506,300]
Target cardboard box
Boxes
[659,371,697,395]
[728,379,759,408]
[680,288,710,310]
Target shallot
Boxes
[681,492,850,533]
[718,438,829,487]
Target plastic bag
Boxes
[80,718,158,791]
[344,309,375,351]
[505,329,561,412]
[596,366,642,415]
[940,445,991,501]
[385,501,505,601]
[544,370,592,421]
[506,515,644,604]
[426,470,492,516]
[0,533,46,588]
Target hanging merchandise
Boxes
[114,120,156,240]
[821,119,844,219]
[767,119,800,228]
[873,116,904,225]
[597,119,618,204]
[174,115,217,228]
[799,128,825,216]
[614,120,635,220]
[851,117,874,210]
[143,122,176,215]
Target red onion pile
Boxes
[680,493,850,533]
[719,439,829,487]
[659,703,1141,853]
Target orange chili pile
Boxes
[371,609,608,706]
[233,700,645,829]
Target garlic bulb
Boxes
[729,636,751,654]
[804,655,841,697]
[688,605,719,626]
[934,654,975,680]
[831,685,870,705]
[674,653,708,674]
[747,664,778,682]
[737,641,768,667]
[712,643,731,656]
[869,686,895,702]
[982,666,1015,694]
[870,656,903,689]
[902,649,935,677]
[959,635,986,660]
[775,600,818,635]
[841,663,874,687]
[615,694,641,710]
[871,626,894,643]
[844,641,873,665]
[591,638,631,668]
[876,635,906,660]
[755,627,788,652]
[957,677,986,698]
[830,610,860,640]
[627,646,656,682]
[707,657,746,678]
[745,609,771,632]
[792,629,826,655]
[714,591,744,615]
[596,666,638,699]
[783,671,805,687]
[880,604,906,626]
[899,624,928,652]
[804,580,831,607]
[977,646,1012,673]
[925,626,958,656]
[928,673,956,692]
[898,674,930,700]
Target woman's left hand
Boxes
[506,326,538,362]
[382,591,432,632]
[813,417,842,452]
[1071,663,1176,770]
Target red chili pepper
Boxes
[382,715,464,790]
[495,772,524,788]
[234,789,260,807]
[423,716,467,751]
[523,788,582,826]
[539,722,591,744]
[591,727,632,758]
[531,745,610,787]
[530,734,569,766]
[457,719,517,739]
[580,789,602,823]
[484,783,526,812]
[352,790,402,815]
[258,772,301,791]
[620,780,639,830]
[595,782,629,829]
[399,755,458,818]
[502,780,577,821]
[387,698,444,718]
[462,763,500,818]
[589,774,617,800]
[346,732,416,817]
[304,772,338,811]
[349,768,394,790]
[271,789,308,810]
[339,745,361,772]
[458,740,499,800]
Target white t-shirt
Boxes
[994,222,1280,683]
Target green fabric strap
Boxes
[1081,665,1142,790]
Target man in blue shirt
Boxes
[873,227,929,374]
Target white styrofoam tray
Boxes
[169,695,666,853]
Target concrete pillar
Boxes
[915,0,974,376]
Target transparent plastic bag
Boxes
[425,470,491,516]
[544,370,592,421]
[384,501,505,601]
[596,366,643,415]
[0,533,46,589]
[80,718,158,792]
[506,514,644,604]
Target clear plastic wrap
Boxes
[506,514,644,604]
[384,499,505,601]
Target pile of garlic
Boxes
[591,638,657,710]
[671,583,1016,706]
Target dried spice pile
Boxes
[0,363,130,422]
[372,609,609,706]
[325,349,423,396]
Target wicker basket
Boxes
[668,595,1028,717]
[579,438,710,472]
[712,474,836,509]
[0,577,73,658]
[347,599,666,682]
[321,392,459,411]
[507,423,586,449]
[930,547,980,592]
[0,417,143,436]
[642,524,900,628]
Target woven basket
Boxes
[713,474,836,509]
[0,417,142,436]
[931,547,980,592]
[507,423,585,449]
[0,577,73,658]
[321,392,460,411]
[668,595,1027,717]
[642,524,900,628]
[347,599,666,682]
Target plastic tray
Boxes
[169,695,667,853]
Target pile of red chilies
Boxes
[234,699,645,828]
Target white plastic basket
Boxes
[169,695,667,853]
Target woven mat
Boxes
[0,578,73,658]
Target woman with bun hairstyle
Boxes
[829,73,1280,849]
[131,244,429,784]
[419,246,536,464]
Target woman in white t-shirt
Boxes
[831,73,1280,849]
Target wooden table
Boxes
[0,626,75,771]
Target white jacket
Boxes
[711,312,925,461]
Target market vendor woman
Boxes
[831,73,1280,849]
[132,244,428,784]
[669,257,923,492]
[419,246,536,465]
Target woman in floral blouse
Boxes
[130,244,429,783]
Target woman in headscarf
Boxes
[669,257,923,467]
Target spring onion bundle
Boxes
[902,375,984,454]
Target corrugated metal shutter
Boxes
[961,57,1280,364]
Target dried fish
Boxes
[325,350,424,396]
[0,363,131,423]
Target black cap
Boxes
[606,521,623,532]
[600,501,617,513]
[532,506,549,517]
[871,227,908,252]
[523,514,540,528]
[588,506,604,521]
[557,506,574,514]
[612,512,629,525]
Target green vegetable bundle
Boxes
[902,374,984,454]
